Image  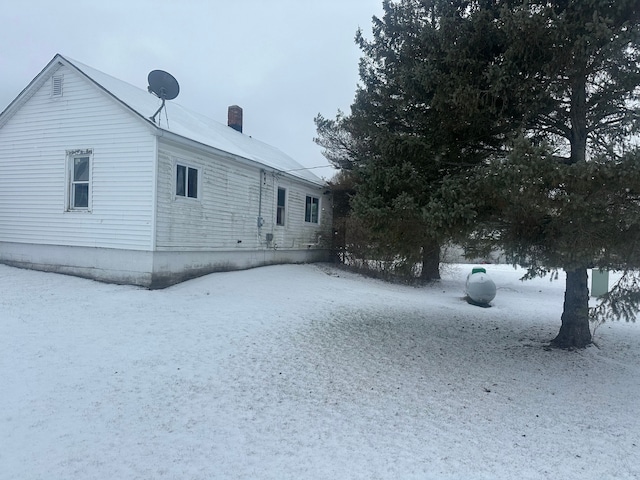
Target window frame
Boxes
[174,161,200,200]
[304,195,320,224]
[276,187,286,226]
[66,149,93,212]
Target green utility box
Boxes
[591,269,609,297]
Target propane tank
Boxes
[465,267,496,306]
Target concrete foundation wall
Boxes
[0,242,330,288]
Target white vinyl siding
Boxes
[276,185,328,246]
[156,144,261,249]
[0,64,156,250]
[155,141,330,251]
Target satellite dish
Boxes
[147,70,180,123]
[147,70,180,100]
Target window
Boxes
[52,75,63,97]
[276,187,286,226]
[67,149,92,211]
[305,195,319,223]
[176,163,198,199]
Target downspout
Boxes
[258,169,265,231]
[150,128,165,253]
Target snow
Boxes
[62,55,324,186]
[1,262,639,479]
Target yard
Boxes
[1,263,638,479]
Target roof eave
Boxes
[1,54,327,188]
[58,54,161,133]
[0,55,62,128]
[0,53,160,134]
[155,129,327,188]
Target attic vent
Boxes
[52,75,63,97]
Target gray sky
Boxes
[1,0,383,180]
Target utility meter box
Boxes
[591,269,609,297]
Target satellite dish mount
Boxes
[147,70,180,124]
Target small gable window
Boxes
[52,75,63,97]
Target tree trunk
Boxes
[420,241,441,281]
[552,69,592,349]
[569,73,588,165]
[551,268,592,348]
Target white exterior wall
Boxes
[155,139,331,253]
[0,58,332,288]
[269,174,331,250]
[0,63,156,250]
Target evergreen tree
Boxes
[316,0,525,280]
[318,0,640,347]
[430,0,640,348]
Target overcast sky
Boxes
[1,0,384,180]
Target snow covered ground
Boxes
[1,262,639,480]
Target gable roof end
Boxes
[3,54,325,186]
[1,54,325,186]
[0,56,65,128]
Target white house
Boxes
[0,54,332,288]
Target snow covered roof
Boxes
[24,54,325,186]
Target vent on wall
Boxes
[52,75,63,97]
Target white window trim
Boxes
[174,159,201,200]
[65,149,93,212]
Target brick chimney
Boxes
[228,105,243,133]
